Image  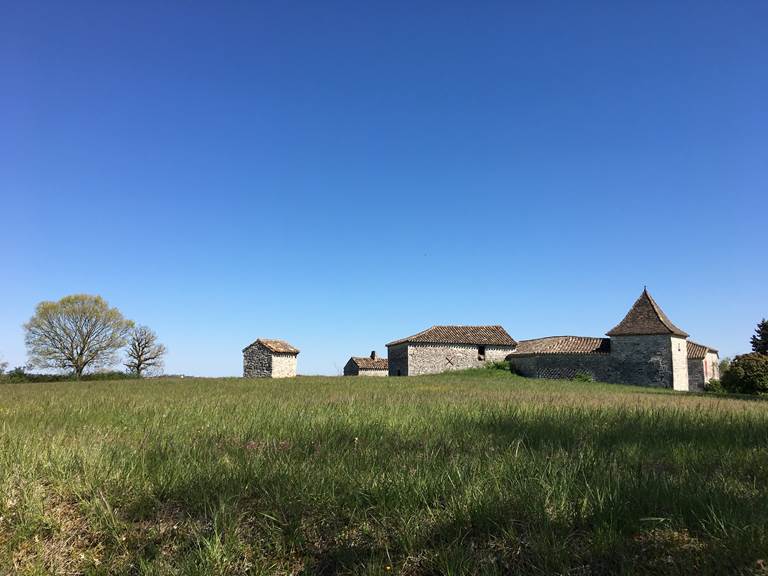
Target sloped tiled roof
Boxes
[511,336,611,357]
[606,289,688,337]
[387,325,516,347]
[242,339,300,354]
[687,340,718,359]
[349,356,389,370]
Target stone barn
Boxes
[343,351,389,376]
[242,338,299,378]
[386,325,517,377]
[687,341,720,392]
[508,289,719,392]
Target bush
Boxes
[485,360,511,371]
[720,353,768,395]
[1,368,136,384]
[705,379,726,394]
[574,372,595,382]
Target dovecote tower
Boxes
[606,289,690,391]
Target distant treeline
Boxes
[0,368,137,384]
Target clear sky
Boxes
[1,1,766,376]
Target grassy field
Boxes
[2,370,768,575]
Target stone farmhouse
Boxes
[242,338,299,378]
[386,325,516,377]
[507,289,719,391]
[343,351,389,376]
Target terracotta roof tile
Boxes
[687,340,718,359]
[606,289,688,337]
[350,356,389,370]
[387,325,516,347]
[511,336,611,357]
[242,339,300,354]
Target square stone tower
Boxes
[606,289,690,391]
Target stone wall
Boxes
[670,337,689,391]
[400,343,514,376]
[271,353,298,378]
[509,354,615,382]
[243,344,297,378]
[705,351,719,381]
[343,359,359,376]
[243,344,271,378]
[609,335,675,388]
[358,368,388,377]
[687,358,705,392]
[689,351,720,391]
[388,344,409,377]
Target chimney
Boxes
[370,351,377,359]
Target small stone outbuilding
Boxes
[386,325,517,376]
[687,341,720,392]
[242,338,299,378]
[343,351,389,376]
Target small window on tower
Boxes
[478,345,486,361]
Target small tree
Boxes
[24,295,133,379]
[0,355,7,375]
[721,353,768,395]
[718,356,731,378]
[751,318,768,355]
[125,326,166,377]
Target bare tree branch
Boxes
[125,326,166,377]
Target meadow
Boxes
[2,370,767,575]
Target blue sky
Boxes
[1,1,766,375]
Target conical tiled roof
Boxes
[606,289,688,337]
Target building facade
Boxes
[687,341,720,392]
[242,338,299,378]
[386,325,517,377]
[507,289,718,392]
[343,351,389,376]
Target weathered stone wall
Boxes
[705,351,719,381]
[670,337,689,391]
[509,354,615,382]
[388,344,409,377]
[243,344,297,378]
[358,368,388,377]
[243,344,271,378]
[343,359,358,376]
[609,335,675,388]
[271,353,297,378]
[687,358,705,392]
[405,344,514,376]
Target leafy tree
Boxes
[0,353,7,375]
[721,353,768,395]
[718,357,731,378]
[24,295,133,379]
[751,318,768,355]
[125,325,167,377]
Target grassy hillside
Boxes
[2,371,767,575]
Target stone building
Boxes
[386,325,517,377]
[242,338,299,378]
[687,341,720,392]
[343,351,389,376]
[507,289,718,391]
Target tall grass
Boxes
[2,370,767,574]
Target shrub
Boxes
[720,353,768,395]
[485,360,511,371]
[705,379,726,394]
[574,372,595,382]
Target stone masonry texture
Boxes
[388,343,513,377]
